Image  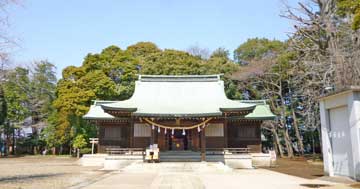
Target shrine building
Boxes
[83,74,275,161]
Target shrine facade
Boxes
[83,75,275,161]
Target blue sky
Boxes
[10,0,296,78]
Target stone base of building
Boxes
[79,152,273,170]
[223,154,253,169]
[251,153,272,167]
[78,154,108,167]
[104,155,144,170]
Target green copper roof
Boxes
[240,100,276,120]
[83,75,276,120]
[100,75,256,117]
[83,101,117,120]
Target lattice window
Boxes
[104,126,121,139]
[205,123,224,137]
[238,126,256,138]
[134,123,151,137]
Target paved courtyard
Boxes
[0,156,356,189]
[81,162,350,189]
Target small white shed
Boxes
[319,87,360,181]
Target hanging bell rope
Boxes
[143,117,213,130]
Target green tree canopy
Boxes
[337,0,360,30]
[31,61,57,121]
[126,42,161,58]
[0,86,7,126]
[4,67,31,124]
[72,134,87,149]
[142,49,204,75]
[234,38,285,63]
[210,47,230,60]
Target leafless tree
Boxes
[280,0,360,154]
[231,59,298,158]
[283,0,360,88]
[186,45,210,60]
[0,0,21,79]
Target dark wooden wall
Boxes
[205,119,226,149]
[190,129,200,151]
[206,137,225,148]
[97,119,263,153]
[133,137,151,148]
[98,122,131,153]
[227,120,262,152]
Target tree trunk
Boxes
[283,126,294,158]
[317,124,322,154]
[77,148,80,158]
[33,146,37,155]
[292,109,304,156]
[280,99,294,158]
[12,127,15,155]
[272,127,284,158]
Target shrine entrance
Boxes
[168,130,189,151]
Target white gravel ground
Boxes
[0,157,355,189]
[0,156,106,189]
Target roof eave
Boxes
[83,116,114,120]
[133,112,222,118]
[245,116,276,120]
[220,105,256,112]
[100,105,137,112]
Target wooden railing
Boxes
[104,147,249,155]
[206,148,250,155]
[105,147,145,155]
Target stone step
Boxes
[159,157,201,159]
[160,151,200,155]
[159,151,201,162]
[161,153,223,156]
[160,159,201,162]
[158,151,228,162]
[160,150,200,153]
[160,155,201,158]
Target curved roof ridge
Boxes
[239,100,267,105]
[138,74,223,82]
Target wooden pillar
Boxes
[151,126,155,145]
[165,131,169,150]
[224,114,228,148]
[129,118,134,148]
[201,127,206,161]
[158,128,165,150]
[192,129,199,151]
[96,125,100,153]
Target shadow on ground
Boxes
[0,173,64,182]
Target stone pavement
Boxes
[84,162,349,189]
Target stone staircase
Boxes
[159,151,202,162]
